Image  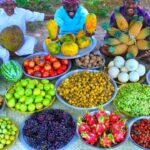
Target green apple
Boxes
[20,104,27,112]
[41,79,49,84]
[35,95,43,103]
[36,103,43,110]
[28,104,36,112]
[14,93,20,99]
[7,98,16,108]
[19,96,26,103]
[49,90,55,96]
[25,97,34,105]
[33,88,41,96]
[41,91,45,97]
[43,99,50,107]
[15,103,21,110]
[38,83,44,90]
[44,84,51,91]
[21,80,28,87]
[5,93,13,99]
[25,88,32,96]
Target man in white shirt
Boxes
[0,0,53,63]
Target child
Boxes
[0,0,53,63]
[54,0,89,34]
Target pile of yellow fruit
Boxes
[102,8,150,59]
[45,13,97,57]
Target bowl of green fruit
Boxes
[0,117,19,150]
[5,78,56,114]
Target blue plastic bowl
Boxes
[146,70,150,85]
[55,69,118,110]
[19,109,77,150]
[77,110,129,149]
[43,36,97,59]
[22,52,72,80]
[129,116,150,150]
[75,51,105,70]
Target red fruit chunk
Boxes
[81,131,98,145]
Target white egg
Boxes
[108,67,120,79]
[129,71,140,82]
[136,64,146,77]
[114,56,125,68]
[118,72,129,83]
[125,59,139,71]
[108,61,115,68]
[121,66,129,73]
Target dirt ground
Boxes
[28,0,150,52]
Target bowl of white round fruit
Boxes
[106,56,146,84]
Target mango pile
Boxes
[102,9,150,59]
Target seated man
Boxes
[0,0,53,63]
[110,0,150,27]
[101,0,150,57]
[54,0,89,35]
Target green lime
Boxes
[49,90,55,96]
[27,84,35,89]
[45,95,52,100]
[25,88,32,96]
[20,104,27,112]
[38,83,44,90]
[8,89,15,94]
[0,143,4,149]
[41,91,45,97]
[35,95,43,103]
[21,80,28,87]
[5,93,13,99]
[43,99,50,107]
[15,103,21,110]
[10,136,15,141]
[28,104,36,112]
[33,88,41,96]
[7,98,16,108]
[1,139,6,144]
[50,83,54,89]
[14,93,20,99]
[41,79,49,84]
[19,96,26,103]
[6,140,11,145]
[33,79,39,85]
[25,97,34,105]
[17,88,25,96]
[44,84,51,91]
[36,103,43,110]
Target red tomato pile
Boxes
[23,54,69,78]
[78,107,127,148]
[131,119,150,149]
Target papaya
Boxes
[76,36,91,49]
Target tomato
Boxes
[60,65,67,71]
[28,60,35,68]
[57,69,64,75]
[42,71,49,78]
[24,59,30,67]
[34,72,42,77]
[27,69,34,76]
[34,65,41,72]
[53,61,61,70]
[50,57,57,63]
[38,60,45,67]
[44,54,52,60]
[44,64,52,71]
[61,59,69,65]
[33,56,40,64]
[41,68,45,73]
[50,71,57,77]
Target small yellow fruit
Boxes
[45,37,51,46]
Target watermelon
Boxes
[0,60,23,82]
